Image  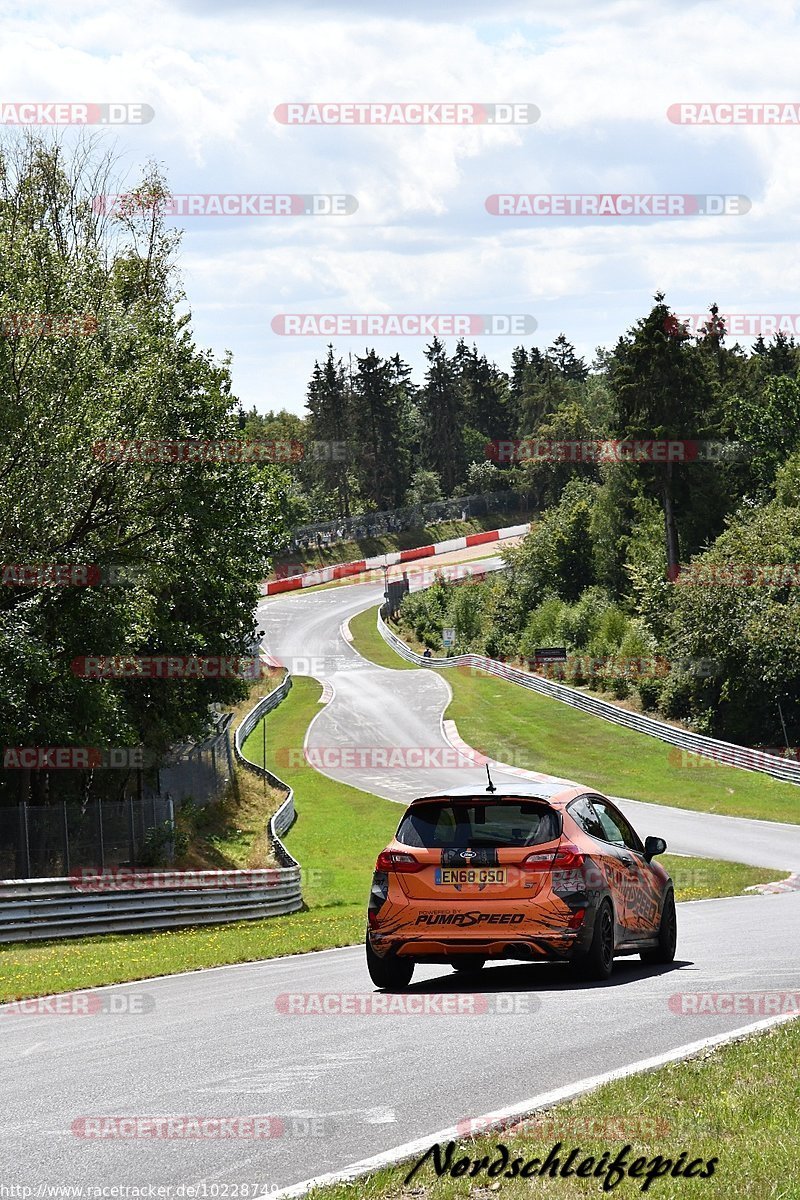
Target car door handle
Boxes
[619,855,634,867]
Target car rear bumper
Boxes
[368,924,594,963]
[368,875,606,964]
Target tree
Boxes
[666,494,800,743]
[349,349,411,509]
[305,346,352,517]
[608,293,715,576]
[726,373,800,492]
[0,135,291,807]
[466,460,502,494]
[417,338,465,494]
[503,478,599,607]
[546,334,588,381]
[405,469,442,507]
[453,339,511,441]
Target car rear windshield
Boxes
[396,799,561,849]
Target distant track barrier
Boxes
[262,522,530,595]
[0,677,303,943]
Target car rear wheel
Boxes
[450,956,486,974]
[570,899,614,981]
[366,937,414,990]
[640,890,677,964]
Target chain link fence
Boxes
[0,713,236,879]
[159,712,234,808]
[0,793,175,879]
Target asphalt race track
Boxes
[2,570,799,1195]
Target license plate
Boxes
[435,868,507,885]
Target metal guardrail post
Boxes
[95,800,104,872]
[127,791,136,869]
[61,801,70,876]
[18,802,31,878]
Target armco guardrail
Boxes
[0,678,303,943]
[377,608,800,786]
[233,673,302,870]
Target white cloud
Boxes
[1,0,798,409]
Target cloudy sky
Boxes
[3,0,799,412]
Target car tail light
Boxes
[375,850,424,873]
[567,907,586,930]
[521,842,585,872]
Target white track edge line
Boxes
[271,1010,800,1198]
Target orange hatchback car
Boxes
[366,782,676,989]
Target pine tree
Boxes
[306,346,352,517]
[453,339,510,440]
[350,349,411,509]
[608,293,715,575]
[546,333,589,381]
[418,338,466,495]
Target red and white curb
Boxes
[262,523,530,596]
[746,872,800,894]
[442,719,576,788]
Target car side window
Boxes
[590,798,644,852]
[568,797,606,842]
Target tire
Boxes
[451,956,486,974]
[640,890,677,965]
[570,899,614,981]
[366,937,414,990]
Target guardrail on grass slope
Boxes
[377,609,800,787]
[0,679,303,944]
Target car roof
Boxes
[409,782,587,808]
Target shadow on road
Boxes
[383,958,692,995]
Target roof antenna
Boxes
[485,764,497,794]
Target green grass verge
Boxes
[306,1016,800,1200]
[0,677,780,1002]
[244,675,402,911]
[348,607,419,669]
[349,605,800,825]
[0,678,400,1003]
[273,510,531,575]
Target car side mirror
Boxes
[644,836,667,862]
